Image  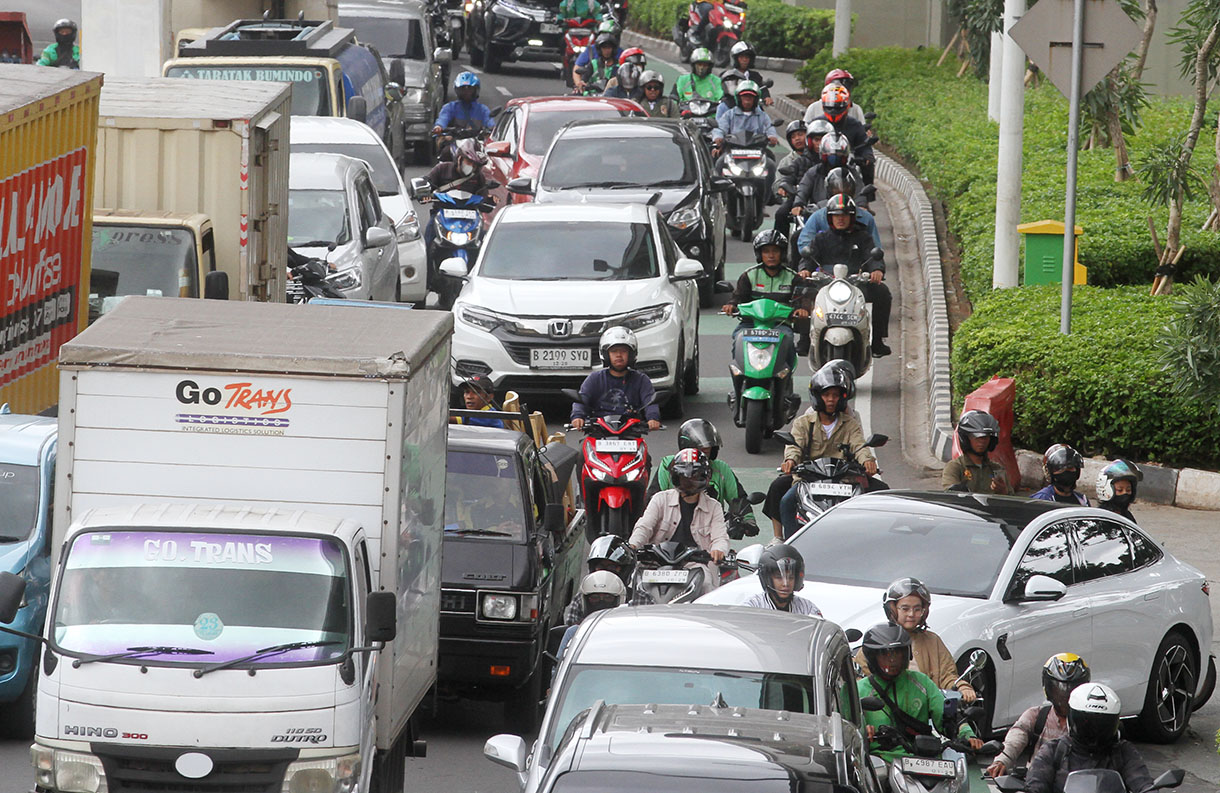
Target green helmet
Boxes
[736,79,760,99]
[596,18,621,37]
[691,47,713,64]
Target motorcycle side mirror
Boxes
[865,134,880,146]
[773,431,796,446]
[560,388,585,404]
[860,696,885,712]
[913,735,941,754]
[993,776,1026,793]
[710,177,734,193]
[864,433,889,448]
[409,177,433,199]
[439,258,469,280]
[977,740,1004,757]
[486,180,502,190]
[861,184,877,200]
[869,247,884,261]
[761,78,774,88]
[714,280,735,293]
[1150,769,1185,790]
[844,627,863,642]
[490,105,504,118]
[864,112,877,121]
[747,491,765,504]
[967,648,987,672]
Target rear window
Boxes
[523,109,632,155]
[542,133,696,189]
[292,142,399,195]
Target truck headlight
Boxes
[746,342,775,371]
[326,267,362,291]
[667,205,701,230]
[30,747,106,793]
[481,593,518,620]
[396,212,421,242]
[285,752,360,793]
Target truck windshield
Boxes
[90,226,199,318]
[444,451,528,541]
[165,63,331,116]
[288,189,352,246]
[0,464,38,543]
[51,531,351,667]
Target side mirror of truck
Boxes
[204,271,229,301]
[0,571,25,624]
[773,431,797,446]
[366,591,397,644]
[543,503,565,534]
[390,58,407,86]
[347,96,368,124]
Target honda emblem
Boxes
[548,319,571,339]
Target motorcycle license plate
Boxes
[443,208,478,220]
[595,438,638,453]
[744,328,781,338]
[641,569,690,584]
[731,149,762,159]
[540,22,562,33]
[825,312,860,324]
[530,347,591,369]
[808,482,854,497]
[899,758,956,778]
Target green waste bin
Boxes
[1018,220,1086,285]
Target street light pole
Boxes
[833,0,851,57]
[992,0,1027,288]
[1060,0,1086,334]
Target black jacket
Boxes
[1026,737,1154,793]
[807,112,874,162]
[424,161,487,195]
[793,162,865,209]
[804,227,883,275]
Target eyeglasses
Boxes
[895,604,926,615]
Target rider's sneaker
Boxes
[872,341,892,357]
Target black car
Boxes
[467,0,564,72]
[440,419,586,730]
[520,118,731,306]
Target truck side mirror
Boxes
[204,271,229,301]
[347,96,368,124]
[390,58,407,86]
[0,572,25,624]
[543,503,565,534]
[365,591,397,644]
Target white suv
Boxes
[449,203,703,414]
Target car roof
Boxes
[290,116,384,145]
[555,117,688,140]
[289,152,364,189]
[509,95,644,114]
[823,490,1069,533]
[571,604,843,675]
[447,424,528,455]
[495,202,654,224]
[0,412,56,465]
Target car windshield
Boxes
[550,771,828,793]
[51,531,351,666]
[548,665,817,752]
[340,16,426,59]
[0,464,38,542]
[444,451,528,541]
[288,189,352,246]
[793,504,1023,598]
[89,226,200,319]
[541,133,696,188]
[292,142,400,195]
[480,221,658,280]
[523,109,633,156]
[165,63,330,116]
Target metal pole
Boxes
[992,0,1026,288]
[988,31,1004,123]
[1060,0,1086,334]
[833,0,851,57]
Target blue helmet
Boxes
[454,71,481,97]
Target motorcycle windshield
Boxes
[737,298,793,326]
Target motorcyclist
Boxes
[433,72,493,155]
[689,0,725,49]
[797,166,882,248]
[570,327,662,431]
[1025,683,1155,793]
[723,228,810,359]
[573,22,621,91]
[721,42,772,105]
[986,653,1091,779]
[1096,459,1142,522]
[857,623,983,763]
[773,120,808,238]
[742,543,823,614]
[449,374,505,428]
[803,68,867,125]
[38,19,80,69]
[563,538,636,624]
[558,0,600,22]
[713,81,778,195]
[766,362,878,539]
[810,83,875,185]
[802,194,893,358]
[854,578,977,702]
[942,409,1010,494]
[714,71,742,126]
[421,138,490,260]
[638,71,679,118]
[648,418,760,538]
[629,448,730,594]
[603,48,646,100]
[555,570,628,661]
[672,48,723,102]
[1031,444,1090,505]
[792,133,864,213]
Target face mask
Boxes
[1051,469,1079,488]
[458,160,474,176]
[56,30,75,46]
[1109,493,1133,507]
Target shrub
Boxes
[951,285,1220,470]
[628,0,835,60]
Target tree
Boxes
[1082,62,1149,182]
[1157,276,1220,409]
[1132,0,1157,81]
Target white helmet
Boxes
[598,326,638,368]
[579,570,627,611]
[1068,683,1121,750]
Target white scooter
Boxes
[806,251,882,376]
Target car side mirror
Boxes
[844,627,863,643]
[0,572,26,624]
[713,279,734,293]
[439,258,469,279]
[864,433,888,448]
[1020,574,1067,602]
[860,696,885,712]
[1151,769,1185,790]
[543,503,565,534]
[710,177,734,193]
[486,140,513,158]
[365,226,394,249]
[409,177,433,199]
[506,176,534,196]
[347,95,368,123]
[734,543,765,571]
[434,47,453,64]
[365,591,397,643]
[773,431,796,446]
[671,257,703,280]
[204,270,229,300]
[484,734,527,772]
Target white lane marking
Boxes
[497,85,512,96]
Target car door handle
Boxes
[1073,607,1089,617]
[1144,591,1160,601]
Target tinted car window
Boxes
[0,463,39,542]
[1009,523,1074,595]
[1072,519,1134,582]
[479,221,658,281]
[340,16,426,59]
[288,189,352,245]
[292,142,399,195]
[523,109,633,156]
[1128,528,1161,569]
[542,133,697,187]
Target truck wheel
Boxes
[505,668,543,733]
[1137,630,1197,743]
[744,399,765,454]
[0,671,35,739]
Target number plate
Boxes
[825,312,860,324]
[744,328,781,338]
[641,569,690,584]
[899,758,957,778]
[530,347,592,369]
[443,208,478,219]
[731,149,762,159]
[540,22,562,33]
[595,438,639,453]
[807,481,854,497]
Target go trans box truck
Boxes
[26,296,451,793]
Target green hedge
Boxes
[952,285,1220,470]
[797,48,1220,300]
[628,0,836,60]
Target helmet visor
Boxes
[584,593,620,612]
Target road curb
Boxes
[1013,449,1220,509]
[621,29,805,73]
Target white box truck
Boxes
[22,296,450,793]
[94,77,291,305]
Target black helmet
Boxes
[667,448,711,496]
[809,360,855,413]
[824,167,858,200]
[785,119,807,145]
[1043,443,1083,475]
[956,409,1000,454]
[1068,683,1121,751]
[678,418,722,460]
[1042,652,1090,711]
[54,18,78,34]
[752,228,788,265]
[758,544,804,605]
[595,31,618,49]
[587,534,637,582]
[881,577,931,626]
[861,622,912,681]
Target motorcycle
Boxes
[285,245,347,304]
[409,176,496,308]
[992,768,1184,793]
[803,254,882,377]
[446,0,467,58]
[773,432,886,537]
[674,0,745,65]
[679,98,718,148]
[723,490,764,541]
[718,285,804,454]
[630,542,737,605]
[717,129,775,240]
[563,388,655,541]
[562,18,596,88]
[604,0,629,26]
[862,717,1001,793]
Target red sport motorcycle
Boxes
[674,0,745,67]
[562,18,596,88]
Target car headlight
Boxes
[285,753,360,793]
[482,593,518,620]
[458,305,505,331]
[404,87,425,104]
[745,342,775,371]
[326,267,362,290]
[827,280,853,304]
[444,229,471,246]
[667,205,701,230]
[30,747,107,793]
[617,305,672,331]
[396,212,421,242]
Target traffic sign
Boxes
[1010,0,1142,98]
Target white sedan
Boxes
[700,490,1215,743]
[449,203,703,415]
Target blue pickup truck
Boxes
[0,406,55,737]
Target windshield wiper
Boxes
[643,179,691,187]
[193,640,341,678]
[445,527,513,536]
[72,645,215,667]
[561,180,637,189]
[0,535,25,542]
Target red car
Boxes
[483,96,645,208]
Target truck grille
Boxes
[441,588,477,613]
[94,746,297,793]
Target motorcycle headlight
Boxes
[750,161,767,177]
[827,280,853,304]
[404,87,425,105]
[444,230,471,246]
[458,305,505,331]
[625,467,642,482]
[725,160,744,176]
[745,342,775,371]
[396,212,421,242]
[617,305,672,330]
[482,593,518,620]
[285,753,360,793]
[326,267,362,290]
[667,205,701,230]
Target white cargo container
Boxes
[95,77,290,303]
[33,296,451,793]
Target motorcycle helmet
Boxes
[882,577,931,627]
[824,166,858,200]
[956,409,1000,454]
[454,138,489,170]
[596,18,621,39]
[598,326,638,368]
[640,70,665,91]
[453,70,481,99]
[825,193,857,234]
[617,61,642,91]
[860,622,913,681]
[678,418,723,460]
[1068,683,1122,751]
[1096,459,1142,503]
[784,119,807,147]
[730,40,756,70]
[825,67,856,92]
[752,228,789,265]
[587,535,637,583]
[807,118,834,148]
[820,84,851,123]
[594,31,618,51]
[735,79,760,102]
[619,46,646,66]
[1043,443,1083,487]
[758,543,805,605]
[579,570,627,613]
[53,19,78,44]
[1043,652,1091,713]
[819,132,851,169]
[809,362,854,414]
[691,47,713,78]
[667,448,711,496]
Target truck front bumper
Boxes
[438,635,539,688]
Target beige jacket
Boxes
[629,489,730,553]
[854,627,976,695]
[783,411,876,466]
